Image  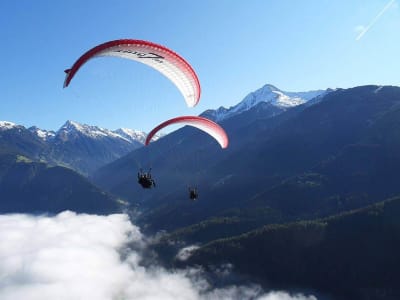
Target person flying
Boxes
[138,168,156,189]
[189,187,198,200]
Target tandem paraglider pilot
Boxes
[138,168,156,189]
[189,187,198,200]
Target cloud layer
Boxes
[0,211,316,300]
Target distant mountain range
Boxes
[0,120,152,175]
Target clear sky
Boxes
[0,0,399,132]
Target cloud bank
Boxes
[0,211,317,300]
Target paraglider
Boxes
[145,116,229,149]
[189,187,198,200]
[145,116,229,200]
[137,168,156,189]
[63,39,231,198]
[63,39,201,107]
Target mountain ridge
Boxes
[202,84,330,122]
[0,120,150,175]
[1,83,329,176]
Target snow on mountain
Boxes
[3,84,331,146]
[0,119,151,175]
[204,84,329,122]
[1,121,54,141]
[56,120,134,143]
[49,121,145,175]
[54,120,161,146]
[115,128,166,144]
[2,119,148,145]
[28,126,56,141]
[113,128,147,144]
[58,120,113,139]
[0,121,19,131]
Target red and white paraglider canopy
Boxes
[64,39,201,107]
[145,116,229,149]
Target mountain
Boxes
[114,128,148,144]
[0,121,47,159]
[92,85,400,234]
[44,120,144,175]
[0,152,120,214]
[28,126,56,141]
[179,196,400,299]
[3,83,400,297]
[0,121,18,131]
[0,120,148,176]
[202,84,328,122]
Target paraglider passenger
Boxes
[138,168,155,189]
[189,187,198,200]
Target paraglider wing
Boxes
[64,39,201,107]
[145,116,229,149]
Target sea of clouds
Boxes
[0,211,317,300]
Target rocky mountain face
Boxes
[43,120,145,175]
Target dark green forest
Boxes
[179,197,400,299]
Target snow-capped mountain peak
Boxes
[0,121,18,131]
[114,128,147,144]
[204,84,329,122]
[28,126,56,141]
[0,119,152,174]
[62,120,83,131]
[233,84,326,113]
[57,120,127,142]
[53,120,155,146]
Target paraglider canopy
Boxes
[145,116,229,149]
[64,39,201,107]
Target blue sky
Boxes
[0,0,399,132]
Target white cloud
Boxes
[257,291,317,300]
[176,245,200,261]
[0,211,316,300]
